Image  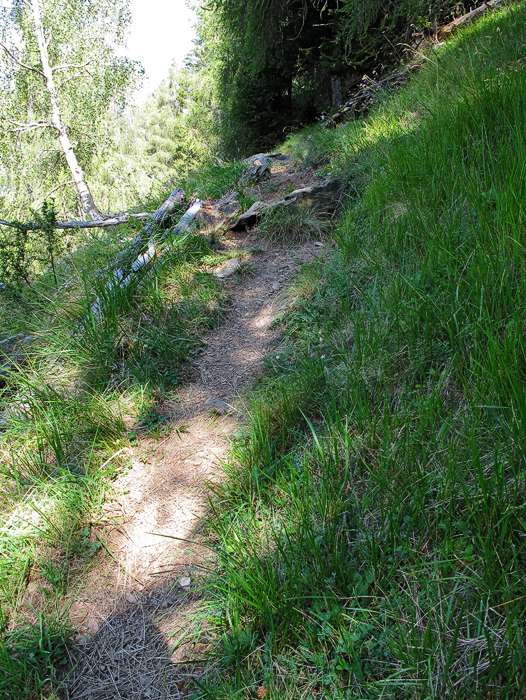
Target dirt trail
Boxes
[63,160,324,699]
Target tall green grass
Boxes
[197,4,526,698]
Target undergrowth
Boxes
[197,3,526,698]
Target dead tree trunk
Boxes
[30,0,101,220]
[91,194,202,319]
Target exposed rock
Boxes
[204,397,231,415]
[0,333,34,354]
[230,201,271,230]
[216,191,242,217]
[197,191,241,229]
[240,152,291,183]
[281,178,343,212]
[213,258,241,280]
[230,178,343,231]
[241,153,273,183]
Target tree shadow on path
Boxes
[62,574,207,700]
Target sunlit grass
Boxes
[257,206,332,243]
[197,3,526,698]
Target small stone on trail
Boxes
[213,258,241,279]
[205,397,230,415]
[86,619,99,634]
[179,576,191,589]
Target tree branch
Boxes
[91,196,201,319]
[52,61,92,72]
[3,119,55,133]
[0,212,154,231]
[0,41,45,77]
[438,0,503,39]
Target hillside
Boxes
[0,0,525,698]
[195,3,526,696]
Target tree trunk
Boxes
[30,0,101,219]
[331,76,343,108]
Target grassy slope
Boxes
[196,4,526,698]
[0,160,249,698]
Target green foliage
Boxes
[0,617,68,700]
[0,0,140,221]
[197,4,526,697]
[77,235,226,388]
[337,0,456,65]
[0,1,522,698]
[184,161,245,200]
[196,0,478,156]
[257,206,331,243]
[198,0,341,154]
[91,65,220,211]
[0,202,67,285]
[0,224,31,284]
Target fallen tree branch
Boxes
[0,210,163,231]
[0,151,281,231]
[91,194,200,318]
[328,64,419,124]
[438,0,504,38]
[328,0,505,125]
[111,188,186,268]
[0,188,185,232]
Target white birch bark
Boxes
[30,0,101,219]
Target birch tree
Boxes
[0,0,140,220]
[28,0,100,218]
